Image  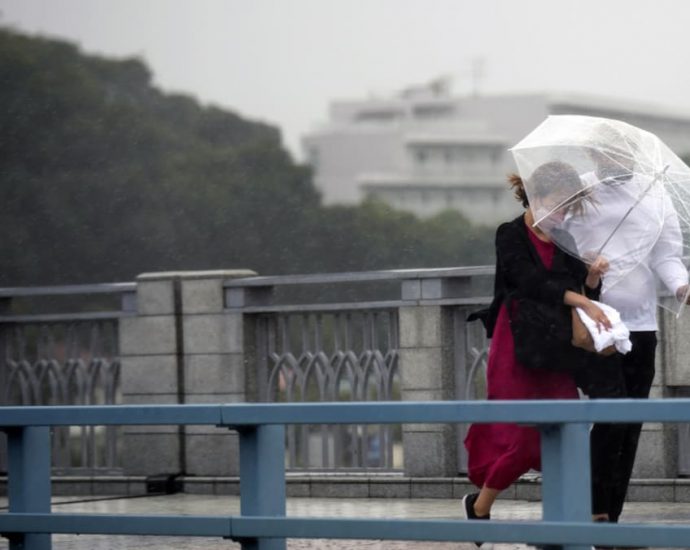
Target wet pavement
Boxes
[1,494,689,549]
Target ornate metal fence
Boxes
[226,268,493,473]
[256,308,400,470]
[3,267,689,482]
[453,305,490,472]
[0,283,134,473]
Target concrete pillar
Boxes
[0,297,11,473]
[398,277,458,477]
[120,274,180,475]
[180,270,255,476]
[119,269,255,477]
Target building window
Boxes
[412,104,455,119]
[355,110,402,122]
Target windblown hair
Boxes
[508,173,529,208]
[508,161,593,216]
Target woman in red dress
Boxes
[462,162,610,533]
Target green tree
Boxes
[0,27,494,287]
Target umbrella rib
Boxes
[510,116,690,301]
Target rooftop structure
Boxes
[302,87,690,225]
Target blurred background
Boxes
[2,0,690,286]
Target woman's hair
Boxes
[508,161,591,215]
[508,173,529,207]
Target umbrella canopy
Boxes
[510,115,690,315]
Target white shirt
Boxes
[565,172,688,331]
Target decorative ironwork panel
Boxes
[454,305,490,473]
[460,308,490,401]
[0,320,121,472]
[257,310,400,471]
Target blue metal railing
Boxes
[2,399,690,549]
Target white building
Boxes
[302,88,690,225]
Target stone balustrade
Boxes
[1,267,689,491]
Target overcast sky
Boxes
[3,0,690,160]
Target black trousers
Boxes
[574,331,657,521]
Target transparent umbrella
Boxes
[510,115,690,316]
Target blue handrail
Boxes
[2,399,690,550]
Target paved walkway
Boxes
[1,494,689,549]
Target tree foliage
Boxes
[0,28,495,286]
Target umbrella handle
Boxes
[595,164,670,258]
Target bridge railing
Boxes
[0,282,135,474]
[225,266,494,475]
[3,399,690,550]
[3,267,690,485]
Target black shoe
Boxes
[462,493,489,547]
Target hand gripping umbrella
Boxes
[510,115,690,316]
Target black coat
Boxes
[473,214,600,371]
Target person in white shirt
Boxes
[565,146,689,527]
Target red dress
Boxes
[464,228,579,490]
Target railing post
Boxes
[121,270,255,478]
[660,303,689,476]
[0,297,9,474]
[238,424,286,550]
[120,273,184,476]
[399,278,459,477]
[179,270,256,477]
[5,426,52,550]
[540,422,591,550]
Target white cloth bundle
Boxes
[575,300,633,354]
